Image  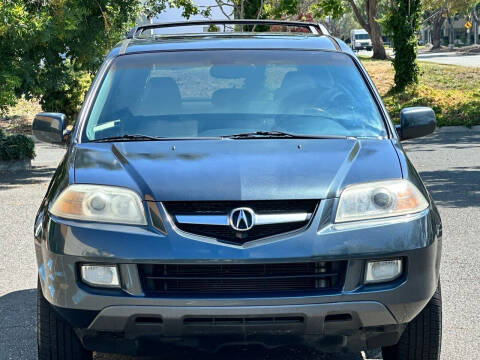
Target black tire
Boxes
[37,280,93,360]
[382,282,442,360]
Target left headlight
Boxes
[335,179,428,223]
[49,184,147,225]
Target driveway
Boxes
[1,132,479,359]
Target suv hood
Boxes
[73,139,402,201]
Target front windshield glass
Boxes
[355,34,370,40]
[84,50,386,140]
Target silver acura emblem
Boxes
[229,207,255,231]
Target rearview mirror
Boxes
[398,107,436,141]
[32,113,66,144]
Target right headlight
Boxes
[335,179,428,223]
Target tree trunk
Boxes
[473,7,479,45]
[447,16,454,48]
[432,14,445,49]
[370,18,387,59]
[367,0,387,59]
[348,0,387,59]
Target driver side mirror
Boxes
[32,113,67,144]
[396,107,436,141]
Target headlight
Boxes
[335,179,428,223]
[49,184,147,225]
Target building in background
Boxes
[420,16,479,46]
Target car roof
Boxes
[108,33,354,59]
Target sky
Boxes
[152,0,229,33]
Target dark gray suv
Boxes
[32,20,442,360]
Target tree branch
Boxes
[252,0,266,32]
[215,0,233,19]
[348,0,369,32]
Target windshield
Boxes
[84,50,386,141]
[355,34,370,40]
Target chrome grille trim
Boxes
[176,213,311,226]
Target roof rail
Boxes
[127,19,325,39]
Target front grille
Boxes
[163,200,318,243]
[138,261,347,297]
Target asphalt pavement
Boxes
[1,131,480,359]
[417,52,480,67]
[356,49,480,67]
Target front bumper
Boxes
[35,200,441,353]
[79,301,402,354]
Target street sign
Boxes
[465,21,472,30]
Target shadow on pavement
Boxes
[404,131,480,150]
[419,168,480,208]
[0,166,55,191]
[404,131,480,208]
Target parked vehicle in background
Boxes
[32,20,442,360]
[350,29,372,51]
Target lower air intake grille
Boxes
[138,261,347,297]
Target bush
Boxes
[361,58,480,127]
[0,129,35,161]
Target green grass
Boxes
[361,57,480,127]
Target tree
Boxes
[422,0,478,49]
[385,0,422,89]
[309,0,388,59]
[0,1,45,113]
[1,0,201,119]
[473,3,480,44]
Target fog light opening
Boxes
[81,264,120,288]
[365,259,402,284]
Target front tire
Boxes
[382,282,442,360]
[37,280,92,360]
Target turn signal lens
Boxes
[50,185,147,225]
[335,180,428,223]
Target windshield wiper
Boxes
[222,131,350,139]
[90,134,166,142]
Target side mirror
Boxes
[398,107,436,141]
[32,113,66,144]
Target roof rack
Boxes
[128,19,326,39]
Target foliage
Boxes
[142,0,210,19]
[0,1,45,114]
[264,0,299,19]
[361,58,480,127]
[311,0,388,59]
[422,0,478,15]
[0,129,35,161]
[384,0,422,90]
[1,0,201,122]
[310,0,345,19]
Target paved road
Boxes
[417,52,480,67]
[357,49,480,67]
[1,132,480,359]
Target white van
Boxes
[350,29,372,51]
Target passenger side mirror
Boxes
[398,107,436,141]
[32,113,67,144]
